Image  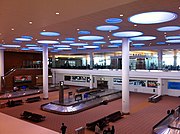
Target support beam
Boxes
[158,49,163,69]
[122,38,130,114]
[43,44,48,99]
[0,49,4,91]
[89,52,94,69]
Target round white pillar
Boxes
[157,78,162,96]
[158,50,163,69]
[89,53,94,69]
[122,38,130,114]
[173,49,178,67]
[0,49,4,91]
[43,44,48,99]
[90,75,93,89]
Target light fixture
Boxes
[84,45,99,48]
[70,43,88,46]
[21,48,30,51]
[77,29,80,31]
[29,21,33,24]
[2,44,20,48]
[93,41,106,44]
[166,36,180,40]
[78,35,104,40]
[96,25,119,31]
[26,44,37,47]
[157,26,180,31]
[15,38,32,41]
[156,42,166,45]
[11,28,14,31]
[129,11,177,24]
[113,31,143,38]
[108,45,119,48]
[78,31,91,35]
[65,38,75,41]
[57,47,72,50]
[134,24,137,27]
[37,40,59,44]
[55,12,60,15]
[166,39,180,43]
[105,18,122,24]
[77,47,86,50]
[53,45,70,48]
[132,43,145,46]
[21,36,33,39]
[61,40,74,44]
[43,30,46,32]
[130,36,156,41]
[120,14,124,17]
[28,47,42,50]
[110,40,122,44]
[40,31,60,36]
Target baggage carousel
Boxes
[41,89,121,115]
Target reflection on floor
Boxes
[41,89,121,114]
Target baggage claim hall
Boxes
[0,0,180,134]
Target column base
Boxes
[122,112,130,115]
[43,98,49,100]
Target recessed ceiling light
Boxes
[113,31,143,38]
[96,25,119,31]
[29,21,33,24]
[130,36,156,41]
[55,12,60,15]
[134,24,137,27]
[78,35,104,41]
[37,40,59,44]
[77,29,80,31]
[105,18,122,24]
[157,26,180,31]
[43,30,46,32]
[11,28,14,31]
[179,7,180,10]
[120,14,123,17]
[40,31,60,36]
[164,32,166,34]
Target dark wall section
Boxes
[4,52,42,73]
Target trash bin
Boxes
[75,126,85,134]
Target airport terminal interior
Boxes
[0,0,180,134]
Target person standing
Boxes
[61,123,67,134]
[111,126,115,134]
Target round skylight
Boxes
[77,47,86,50]
[2,45,21,48]
[15,38,31,41]
[113,31,143,38]
[93,41,106,44]
[28,47,42,50]
[156,42,166,45]
[84,45,99,48]
[65,38,75,41]
[166,40,180,43]
[78,35,104,41]
[78,31,91,35]
[21,36,33,39]
[130,36,156,41]
[166,36,180,40]
[70,43,88,46]
[96,25,119,31]
[105,18,122,24]
[26,44,37,47]
[129,11,177,24]
[40,31,60,36]
[37,40,59,44]
[110,40,122,44]
[21,48,30,51]
[57,47,72,50]
[108,45,119,48]
[157,26,180,31]
[132,43,145,46]
[61,40,75,44]
[54,45,70,48]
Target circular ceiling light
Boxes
[57,47,72,50]
[110,40,122,44]
[77,47,86,50]
[21,48,30,51]
[70,43,88,46]
[130,36,156,41]
[84,45,99,49]
[78,31,91,35]
[78,35,104,41]
[132,43,145,46]
[157,26,180,31]
[93,41,106,44]
[21,35,33,39]
[129,11,177,24]
[37,40,59,44]
[28,47,42,50]
[61,40,74,44]
[2,44,20,48]
[105,18,122,24]
[65,38,75,41]
[166,39,180,43]
[113,31,143,38]
[15,38,32,41]
[26,44,37,47]
[166,36,180,40]
[156,42,166,45]
[96,25,119,31]
[54,45,70,48]
[40,31,60,36]
[108,45,119,48]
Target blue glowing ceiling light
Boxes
[28,47,42,50]
[53,45,70,48]
[57,47,72,50]
[130,36,156,41]
[77,47,86,50]
[61,40,75,44]
[78,31,91,35]
[156,42,166,45]
[70,43,88,46]
[110,40,122,44]
[65,38,75,41]
[129,11,177,24]
[96,25,119,31]
[26,44,37,47]
[108,45,119,48]
[113,31,143,38]
[105,18,122,24]
[15,38,32,41]
[21,48,30,51]
[21,35,33,39]
[2,44,21,48]
[37,40,59,44]
[40,31,60,36]
[78,35,104,41]
[13,40,22,43]
[83,45,99,49]
[132,43,145,46]
[157,26,180,31]
[93,41,106,44]
[166,40,180,43]
[166,36,180,40]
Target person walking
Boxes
[60,123,67,134]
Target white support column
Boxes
[122,38,130,114]
[173,49,178,67]
[158,49,163,69]
[52,71,56,85]
[43,44,48,99]
[0,49,4,91]
[90,74,93,89]
[157,78,162,96]
[89,52,94,69]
